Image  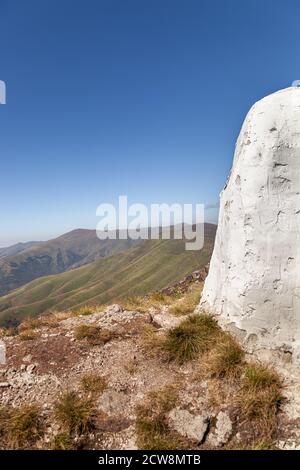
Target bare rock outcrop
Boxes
[200,87,300,364]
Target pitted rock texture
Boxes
[200,87,300,362]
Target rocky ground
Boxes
[0,274,299,450]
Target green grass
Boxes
[164,314,219,363]
[0,227,215,327]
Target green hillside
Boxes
[0,229,140,296]
[0,224,216,327]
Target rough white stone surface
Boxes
[207,410,232,447]
[200,87,300,361]
[168,408,209,442]
[0,340,6,364]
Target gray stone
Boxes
[0,381,10,387]
[98,390,128,416]
[0,340,6,365]
[26,364,36,374]
[168,407,209,443]
[207,411,232,447]
[22,354,32,363]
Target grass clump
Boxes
[54,391,95,435]
[18,316,58,332]
[73,305,103,317]
[80,373,107,395]
[121,292,173,313]
[52,432,75,450]
[237,363,283,437]
[168,287,202,316]
[121,296,149,313]
[19,329,38,341]
[136,384,184,450]
[74,324,114,346]
[206,333,245,379]
[251,439,278,450]
[164,314,219,363]
[0,404,44,449]
[243,363,281,390]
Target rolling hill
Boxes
[0,229,140,296]
[0,224,216,327]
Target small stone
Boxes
[0,341,6,365]
[26,364,36,374]
[105,304,123,314]
[22,354,32,363]
[168,408,209,443]
[0,381,10,387]
[207,411,232,447]
[98,390,128,416]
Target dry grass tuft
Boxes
[0,404,44,449]
[251,439,278,450]
[205,333,245,379]
[18,316,58,332]
[54,391,96,435]
[236,363,283,438]
[168,287,202,316]
[121,292,173,313]
[141,324,165,353]
[163,314,219,363]
[124,358,138,374]
[136,384,185,450]
[52,432,75,450]
[72,305,104,317]
[74,324,114,346]
[80,373,107,395]
[19,329,38,341]
[243,363,281,390]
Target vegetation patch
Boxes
[168,286,202,316]
[74,324,114,346]
[121,292,173,313]
[19,329,38,341]
[18,316,58,332]
[80,373,107,395]
[163,314,219,363]
[72,305,103,317]
[52,432,75,450]
[54,391,96,435]
[0,404,44,449]
[237,364,283,422]
[136,384,186,450]
[205,333,245,379]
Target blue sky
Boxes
[0,0,299,246]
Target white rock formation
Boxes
[0,340,6,365]
[200,87,300,362]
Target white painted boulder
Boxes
[200,87,300,361]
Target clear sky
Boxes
[0,0,300,246]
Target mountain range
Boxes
[0,230,140,296]
[0,224,216,327]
